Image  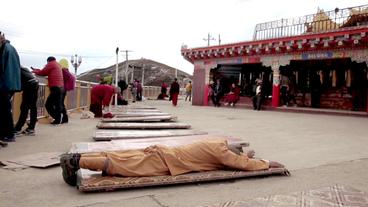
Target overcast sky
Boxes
[1,0,367,75]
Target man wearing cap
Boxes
[252,79,263,110]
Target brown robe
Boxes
[79,139,269,177]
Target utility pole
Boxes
[114,47,119,106]
[131,65,134,83]
[203,33,216,46]
[218,34,221,45]
[120,50,132,83]
[141,63,145,87]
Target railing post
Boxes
[87,83,91,107]
[76,82,81,110]
[44,86,50,117]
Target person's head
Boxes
[231,83,236,88]
[174,78,177,82]
[47,56,56,63]
[216,79,220,84]
[189,81,191,84]
[59,58,69,70]
[96,74,101,80]
[0,31,6,46]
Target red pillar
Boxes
[271,65,281,108]
[272,84,280,107]
[204,85,209,106]
[192,66,206,106]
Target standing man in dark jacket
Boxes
[211,79,223,107]
[169,78,180,106]
[0,32,21,142]
[15,67,39,136]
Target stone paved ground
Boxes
[1,99,368,207]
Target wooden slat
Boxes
[97,122,191,129]
[102,115,177,122]
[93,130,208,141]
[3,152,62,168]
[109,109,162,114]
[77,167,289,192]
[110,105,157,110]
[113,112,171,117]
[113,109,162,112]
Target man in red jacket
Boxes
[89,84,117,117]
[32,57,64,125]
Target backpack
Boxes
[62,69,76,91]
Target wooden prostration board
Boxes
[71,135,248,153]
[112,112,171,117]
[93,129,208,141]
[102,115,177,122]
[96,122,191,129]
[110,105,157,110]
[73,136,287,192]
[112,109,162,113]
[77,167,289,192]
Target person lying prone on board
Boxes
[60,139,285,186]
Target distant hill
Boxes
[78,58,192,87]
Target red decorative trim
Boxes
[182,26,368,63]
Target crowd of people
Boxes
[207,78,264,110]
[0,32,76,143]
[156,79,192,107]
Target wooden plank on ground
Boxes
[2,152,62,168]
[113,109,162,113]
[124,105,157,109]
[110,105,157,110]
[71,134,247,153]
[96,122,191,129]
[77,167,289,192]
[102,115,177,122]
[113,112,171,117]
[93,130,208,141]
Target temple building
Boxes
[181,4,368,113]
